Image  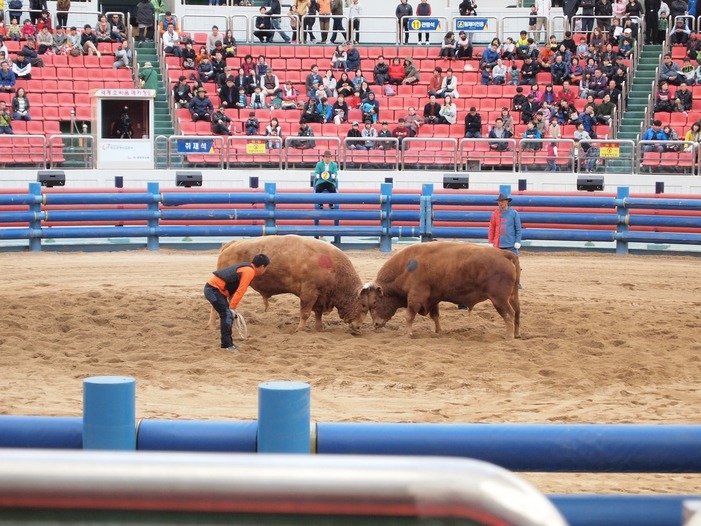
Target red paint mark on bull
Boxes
[318,254,333,269]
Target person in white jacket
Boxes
[438,68,460,98]
[437,95,457,124]
[348,0,363,44]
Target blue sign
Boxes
[455,17,491,31]
[407,17,442,32]
[177,139,214,154]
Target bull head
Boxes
[360,282,387,329]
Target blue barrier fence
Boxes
[1,183,701,253]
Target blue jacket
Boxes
[346,48,361,72]
[489,207,522,252]
[316,102,332,122]
[642,127,668,141]
[0,69,16,88]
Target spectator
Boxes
[346,120,365,149]
[332,93,349,123]
[360,92,379,123]
[437,67,459,98]
[67,26,81,56]
[641,119,668,152]
[95,15,112,43]
[416,0,432,44]
[579,104,598,138]
[318,0,331,43]
[377,120,394,149]
[512,86,527,113]
[189,87,213,122]
[522,120,542,151]
[52,26,69,54]
[197,55,215,83]
[21,20,36,42]
[28,0,46,25]
[249,85,267,109]
[173,75,193,108]
[402,57,420,84]
[660,54,682,85]
[109,14,126,42]
[159,11,179,34]
[182,42,196,69]
[344,0,361,43]
[305,64,323,97]
[7,19,21,42]
[135,0,155,46]
[439,31,456,60]
[11,87,30,121]
[500,107,515,135]
[670,18,690,45]
[463,106,482,138]
[519,55,538,85]
[521,93,539,123]
[548,117,561,139]
[402,106,422,136]
[266,117,283,148]
[595,93,615,124]
[12,53,31,80]
[373,55,389,85]
[396,0,412,44]
[551,55,569,85]
[36,26,52,55]
[206,25,222,53]
[492,58,508,85]
[0,61,16,93]
[302,0,318,44]
[361,119,377,148]
[313,150,338,209]
[335,70,354,97]
[345,42,361,72]
[654,80,674,112]
[211,104,232,135]
[222,29,237,58]
[545,141,559,171]
[254,8,273,42]
[662,124,680,150]
[437,94,457,124]
[163,23,182,57]
[501,36,516,60]
[392,117,411,149]
[455,31,473,59]
[0,100,12,134]
[331,44,347,71]
[684,121,701,143]
[81,25,100,56]
[244,110,260,135]
[480,43,500,69]
[113,40,132,69]
[426,66,443,96]
[674,82,693,112]
[424,94,441,124]
[685,30,701,61]
[488,117,513,151]
[387,57,404,85]
[260,68,280,98]
[289,121,316,149]
[300,97,323,123]
[352,70,367,92]
[57,0,71,29]
[280,81,299,109]
[329,0,346,44]
[266,0,291,43]
[588,68,608,98]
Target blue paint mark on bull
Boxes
[406,259,418,272]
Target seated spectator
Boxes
[387,57,404,85]
[521,93,539,123]
[300,97,323,123]
[402,57,420,85]
[437,94,457,124]
[680,57,696,85]
[336,71,354,98]
[0,61,16,93]
[81,25,101,56]
[480,42,500,69]
[52,26,70,55]
[492,58,507,85]
[587,68,608,98]
[280,80,299,109]
[551,55,569,85]
[345,41,361,72]
[438,31,456,60]
[402,106,422,136]
[669,19,690,45]
[426,67,443,97]
[67,26,82,56]
[182,42,197,69]
[218,75,237,107]
[392,118,411,149]
[36,26,53,54]
[260,68,280,98]
[235,88,247,109]
[436,67,459,98]
[211,104,232,135]
[362,120,378,149]
[288,122,316,149]
[332,94,349,124]
[499,106,515,135]
[266,117,283,149]
[163,24,182,57]
[352,69,367,91]
[316,97,333,123]
[222,30,237,58]
[95,15,112,43]
[11,87,30,121]
[654,80,674,112]
[641,119,668,152]
[21,19,36,41]
[488,117,513,150]
[207,25,222,53]
[7,19,21,41]
[211,52,227,86]
[455,31,473,59]
[198,55,215,83]
[358,80,374,100]
[12,53,31,80]
[331,44,347,71]
[360,91,379,123]
[674,82,693,112]
[173,75,193,108]
[110,14,127,42]
[244,110,260,135]
[0,100,13,134]
[512,86,527,113]
[521,120,542,151]
[189,87,213,122]
[346,121,365,150]
[463,106,482,138]
[373,55,389,86]
[519,55,538,85]
[594,93,615,124]
[684,122,701,143]
[249,86,267,109]
[424,94,441,124]
[304,64,322,97]
[241,53,255,75]
[377,121,394,149]
[113,41,132,69]
[579,104,598,138]
[662,124,680,150]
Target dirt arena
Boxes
[1,247,701,495]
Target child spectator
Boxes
[346,121,365,150]
[362,120,377,149]
[377,120,393,149]
[546,141,558,171]
[249,86,267,109]
[244,111,259,135]
[7,19,21,41]
[266,118,283,149]
[21,20,36,40]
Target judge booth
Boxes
[93,88,156,169]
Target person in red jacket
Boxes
[204,254,270,352]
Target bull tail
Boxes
[503,251,521,338]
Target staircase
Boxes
[616,44,662,141]
[136,41,175,166]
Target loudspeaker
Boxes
[384,177,394,185]
[518,179,528,191]
[655,181,665,194]
[249,176,259,189]
[576,176,604,192]
[175,171,203,187]
[443,175,469,190]
[37,170,66,188]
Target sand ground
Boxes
[1,247,700,495]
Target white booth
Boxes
[93,88,156,170]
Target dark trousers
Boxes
[330,16,345,42]
[315,181,337,209]
[57,13,68,27]
[204,284,234,348]
[351,19,360,42]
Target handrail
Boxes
[341,137,400,170]
[226,135,284,169]
[401,137,458,171]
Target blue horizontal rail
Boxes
[1,182,700,253]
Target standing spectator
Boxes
[545,141,559,171]
[139,61,158,89]
[190,87,214,122]
[318,0,331,44]
[211,104,232,135]
[329,0,345,44]
[163,24,182,57]
[488,193,522,255]
[348,0,362,44]
[579,0,596,38]
[303,0,318,43]
[29,0,46,25]
[313,150,338,209]
[266,0,291,43]
[463,106,482,138]
[112,40,132,69]
[173,75,193,107]
[396,0,413,44]
[57,0,70,29]
[416,0,432,45]
[11,87,30,120]
[373,55,389,85]
[0,100,12,133]
[645,0,661,44]
[110,14,126,42]
[135,0,155,46]
[423,94,441,124]
[625,0,643,37]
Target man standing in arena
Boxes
[489,193,522,255]
[204,254,270,352]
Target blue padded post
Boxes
[83,376,136,450]
[257,381,310,453]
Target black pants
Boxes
[330,16,345,42]
[203,284,234,348]
[315,181,336,209]
[57,13,68,27]
[351,19,360,43]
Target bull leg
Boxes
[296,294,317,332]
[206,307,218,330]
[404,308,418,336]
[492,299,515,339]
[313,307,324,331]
[511,294,521,339]
[261,294,270,312]
[429,304,441,333]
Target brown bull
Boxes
[207,235,367,333]
[359,242,521,338]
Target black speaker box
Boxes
[576,176,604,192]
[443,175,469,190]
[176,171,203,187]
[37,171,66,188]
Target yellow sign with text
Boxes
[246,142,267,154]
[599,143,620,158]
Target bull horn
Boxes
[362,281,375,290]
